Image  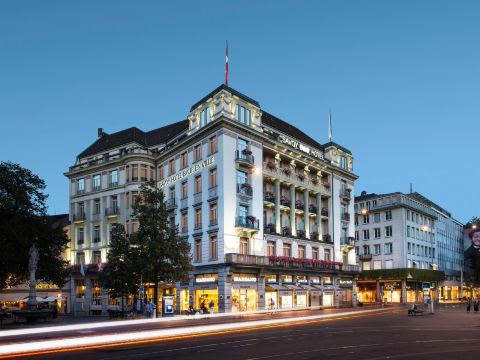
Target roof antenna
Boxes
[328,109,333,142]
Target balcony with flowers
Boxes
[235,215,259,233]
[308,203,318,214]
[264,191,275,204]
[295,199,305,212]
[264,222,277,234]
[281,226,292,237]
[237,182,253,197]
[280,195,291,208]
[235,149,254,166]
[321,207,329,217]
[296,229,306,239]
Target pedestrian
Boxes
[200,300,207,314]
[209,300,214,315]
[149,300,155,318]
[467,298,471,313]
[53,299,58,319]
[474,299,479,313]
[270,298,275,311]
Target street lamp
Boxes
[361,209,368,216]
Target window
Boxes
[374,228,381,239]
[407,242,411,254]
[355,215,358,226]
[324,249,331,261]
[237,169,248,185]
[181,152,188,169]
[77,227,84,245]
[181,212,188,232]
[76,251,85,265]
[374,244,381,255]
[109,170,118,187]
[93,175,101,191]
[363,261,371,271]
[149,166,155,181]
[194,175,202,193]
[298,245,306,258]
[131,191,139,207]
[311,247,319,260]
[141,164,148,181]
[407,225,411,237]
[194,239,202,262]
[77,178,85,194]
[385,226,393,237]
[158,165,164,180]
[200,107,211,127]
[209,203,217,226]
[181,181,188,199]
[91,279,102,305]
[384,243,393,254]
[75,279,86,299]
[340,155,348,170]
[373,260,382,270]
[363,229,370,240]
[194,144,202,162]
[209,135,217,154]
[132,164,138,181]
[363,215,369,224]
[267,241,276,256]
[209,235,217,260]
[92,251,101,264]
[407,210,410,221]
[111,195,118,213]
[385,260,393,269]
[168,159,175,175]
[93,225,100,243]
[283,243,292,257]
[240,237,249,255]
[209,168,217,188]
[237,138,249,156]
[239,204,248,220]
[363,245,370,255]
[235,104,251,125]
[374,213,380,223]
[355,231,359,241]
[194,207,202,229]
[94,199,101,214]
[385,210,392,221]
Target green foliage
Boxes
[99,224,139,305]
[0,161,69,289]
[360,268,445,282]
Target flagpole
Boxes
[225,40,229,86]
[328,109,333,142]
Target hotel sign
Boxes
[233,276,257,283]
[278,135,323,160]
[339,279,353,288]
[158,156,215,189]
[195,277,217,283]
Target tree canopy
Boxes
[0,161,69,289]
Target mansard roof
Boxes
[190,84,260,112]
[78,120,188,158]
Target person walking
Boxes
[149,300,155,318]
[474,298,479,313]
[467,298,471,313]
[53,299,58,319]
[209,300,214,315]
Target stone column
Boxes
[401,278,407,304]
[304,189,310,238]
[258,275,265,310]
[290,184,296,236]
[376,280,381,302]
[275,179,281,233]
[316,193,322,241]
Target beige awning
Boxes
[0,293,25,302]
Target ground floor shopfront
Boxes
[356,279,439,304]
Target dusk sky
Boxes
[1,0,478,223]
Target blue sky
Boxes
[0,1,478,222]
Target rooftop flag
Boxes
[328,110,333,142]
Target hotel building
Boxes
[65,84,359,315]
[354,191,463,303]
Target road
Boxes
[4,304,480,359]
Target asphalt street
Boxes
[4,304,477,360]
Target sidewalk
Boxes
[0,306,400,357]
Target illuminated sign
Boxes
[311,277,320,284]
[278,135,323,160]
[339,279,353,288]
[158,156,215,189]
[233,276,257,283]
[195,277,217,283]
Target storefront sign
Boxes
[233,276,257,283]
[311,277,320,284]
[158,156,215,189]
[278,135,323,160]
[196,277,216,283]
[323,276,332,285]
[339,279,353,288]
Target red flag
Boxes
[225,40,229,86]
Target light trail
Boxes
[0,308,397,358]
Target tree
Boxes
[465,217,480,282]
[132,182,192,317]
[0,161,69,289]
[99,224,139,313]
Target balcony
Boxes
[341,212,351,222]
[73,213,86,222]
[165,198,177,210]
[359,254,372,261]
[235,216,259,232]
[310,231,320,241]
[323,234,332,243]
[340,188,352,201]
[308,204,318,214]
[108,181,119,188]
[341,236,355,247]
[235,150,254,166]
[321,208,329,217]
[264,223,277,234]
[280,197,291,207]
[225,253,345,271]
[262,162,323,191]
[105,207,120,217]
[264,192,275,203]
[294,200,305,212]
[237,183,253,197]
[297,229,306,238]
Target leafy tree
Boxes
[0,161,69,289]
[465,217,480,282]
[132,182,192,317]
[99,224,139,313]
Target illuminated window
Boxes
[267,241,275,256]
[75,279,86,299]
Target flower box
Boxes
[297,229,306,238]
[266,160,277,170]
[242,149,253,155]
[311,178,319,186]
[309,205,318,213]
[282,226,291,236]
[266,223,276,232]
[246,215,257,223]
[297,173,306,181]
[241,183,252,189]
[282,167,292,175]
[295,200,304,207]
[323,181,330,188]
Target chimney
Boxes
[98,128,104,138]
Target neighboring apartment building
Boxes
[65,84,359,315]
[354,191,463,303]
